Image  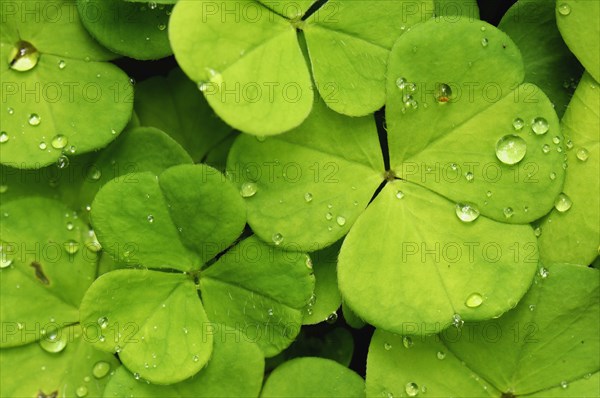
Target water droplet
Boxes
[158,23,166,31]
[529,304,536,311]
[402,336,413,348]
[97,317,108,329]
[0,132,8,144]
[57,155,70,169]
[436,83,452,103]
[549,172,557,180]
[133,372,141,380]
[437,351,446,360]
[503,207,514,218]
[452,313,464,328]
[51,134,68,149]
[90,168,102,181]
[92,361,111,378]
[465,293,483,308]
[531,117,549,135]
[512,117,525,131]
[336,216,346,226]
[66,221,74,231]
[148,1,157,9]
[304,192,313,203]
[75,386,88,397]
[384,342,392,350]
[28,113,41,126]
[565,139,573,149]
[552,136,561,144]
[392,190,405,200]
[560,380,568,389]
[542,144,551,154]
[305,254,313,269]
[192,355,199,362]
[496,135,527,165]
[534,227,542,237]
[147,214,154,223]
[455,203,480,222]
[465,172,474,182]
[9,40,39,71]
[325,212,333,221]
[558,3,571,15]
[58,60,66,69]
[577,148,589,161]
[554,193,572,212]
[405,382,419,397]
[272,233,283,246]
[0,253,13,268]
[539,267,549,278]
[481,38,489,47]
[0,185,6,194]
[114,345,121,353]
[39,329,67,353]
[396,77,406,90]
[64,239,79,254]
[240,182,257,198]
[326,312,338,323]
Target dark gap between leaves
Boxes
[302,0,330,21]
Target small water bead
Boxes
[326,312,338,323]
[0,253,13,268]
[534,227,542,237]
[539,267,549,278]
[9,40,39,71]
[98,316,109,329]
[503,207,514,218]
[240,182,257,198]
[147,214,154,223]
[554,193,572,212]
[531,117,549,135]
[384,342,392,351]
[576,148,589,161]
[158,23,166,31]
[57,155,70,169]
[565,139,574,150]
[66,221,74,231]
[272,233,284,245]
[560,381,569,389]
[396,77,407,89]
[0,132,8,144]
[552,136,561,145]
[455,203,480,223]
[436,351,446,360]
[7,107,14,115]
[51,134,68,149]
[405,382,419,397]
[58,60,66,69]
[92,361,111,378]
[558,3,571,16]
[542,144,550,154]
[148,2,157,9]
[28,113,41,126]
[550,172,557,180]
[336,216,346,226]
[395,191,405,199]
[64,239,80,254]
[529,304,536,311]
[512,117,525,131]
[465,172,474,182]
[304,192,313,203]
[436,83,452,103]
[193,355,200,362]
[465,293,483,308]
[496,135,527,165]
[90,168,102,181]
[481,38,489,47]
[325,212,333,220]
[133,372,141,380]
[452,313,464,328]
[75,386,88,397]
[114,345,122,353]
[402,336,413,348]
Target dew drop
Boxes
[148,2,157,10]
[560,380,568,389]
[455,202,480,222]
[28,113,41,126]
[58,60,66,69]
[57,155,70,169]
[325,212,333,220]
[192,355,199,362]
[51,134,68,149]
[336,216,346,226]
[542,144,550,154]
[97,316,109,329]
[133,372,141,380]
[539,267,549,279]
[436,351,446,360]
[158,23,166,31]
[64,239,80,254]
[395,190,405,199]
[503,207,514,218]
[465,172,474,182]
[465,293,483,308]
[396,77,406,90]
[554,192,572,212]
[405,382,419,397]
[39,329,68,353]
[75,386,88,397]
[66,221,74,231]
[452,313,464,328]
[534,227,542,237]
[481,38,489,47]
[436,83,452,103]
[9,40,39,71]
[549,172,557,180]
[558,3,571,15]
[305,254,313,269]
[272,233,283,246]
[531,117,549,135]
[7,107,14,115]
[495,135,527,165]
[90,168,102,180]
[92,361,111,379]
[0,132,8,144]
[384,342,392,350]
[552,136,561,145]
[38,142,47,150]
[147,214,154,223]
[576,148,589,161]
[529,304,536,311]
[240,182,257,198]
[512,117,525,131]
[402,336,413,348]
[326,312,338,324]
[303,192,313,203]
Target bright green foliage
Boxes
[169,0,433,135]
[262,357,365,397]
[499,0,583,117]
[556,0,600,82]
[538,72,600,265]
[134,68,234,163]
[77,0,173,60]
[366,263,599,397]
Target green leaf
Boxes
[338,180,538,333]
[0,325,120,398]
[303,241,342,325]
[366,263,599,397]
[387,18,565,224]
[261,357,365,398]
[134,68,233,162]
[226,100,383,251]
[556,0,600,83]
[0,0,133,168]
[257,0,318,19]
[434,0,479,17]
[91,164,245,270]
[102,337,264,397]
[303,0,433,116]
[342,301,366,329]
[169,0,313,135]
[77,0,173,60]
[538,72,600,266]
[79,126,193,213]
[0,197,98,347]
[79,269,213,384]
[499,0,583,117]
[200,236,315,356]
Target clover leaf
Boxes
[80,163,315,383]
[555,0,600,83]
[134,68,235,163]
[102,337,264,397]
[538,72,600,265]
[498,0,583,117]
[228,18,565,333]
[0,0,133,168]
[261,357,365,398]
[77,0,173,60]
[366,262,599,397]
[169,0,432,135]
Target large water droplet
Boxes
[405,382,419,397]
[92,361,111,378]
[272,233,283,246]
[51,134,68,149]
[576,148,589,162]
[436,83,452,103]
[558,3,571,15]
[64,239,79,254]
[0,132,9,144]
[455,203,480,222]
[39,329,67,353]
[465,293,483,308]
[336,216,346,226]
[75,386,88,397]
[240,182,257,198]
[531,117,549,135]
[28,113,41,126]
[554,193,572,212]
[8,40,39,71]
[496,135,527,165]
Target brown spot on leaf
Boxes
[30,262,49,285]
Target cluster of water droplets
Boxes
[396,77,419,112]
